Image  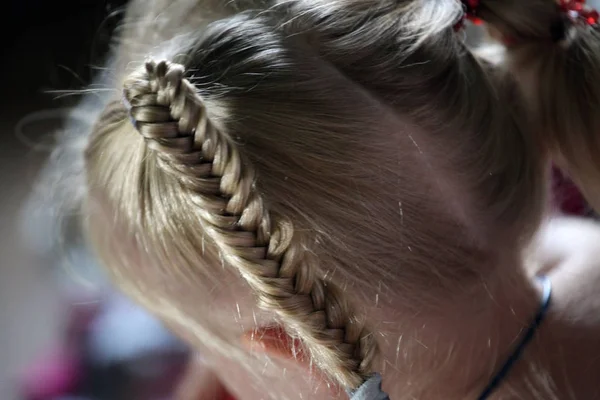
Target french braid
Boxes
[122,59,377,389]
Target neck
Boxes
[379,256,544,399]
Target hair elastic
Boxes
[559,0,599,26]
[348,373,390,400]
[455,0,598,41]
[454,0,482,31]
[121,89,138,127]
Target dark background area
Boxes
[0,3,185,400]
[2,1,126,105]
[1,0,127,185]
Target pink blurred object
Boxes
[19,296,98,400]
[20,347,81,400]
[551,166,588,216]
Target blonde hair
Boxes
[80,0,551,391]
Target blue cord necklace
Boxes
[477,275,553,400]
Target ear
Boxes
[241,326,308,364]
[241,326,348,398]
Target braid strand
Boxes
[122,59,377,389]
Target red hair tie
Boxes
[559,0,599,25]
[454,0,483,31]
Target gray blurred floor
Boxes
[0,42,71,400]
[0,84,63,399]
[0,3,125,398]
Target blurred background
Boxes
[0,2,189,399]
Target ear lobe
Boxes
[242,326,347,398]
[242,326,307,363]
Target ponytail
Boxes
[472,0,600,211]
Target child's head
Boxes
[65,0,598,398]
